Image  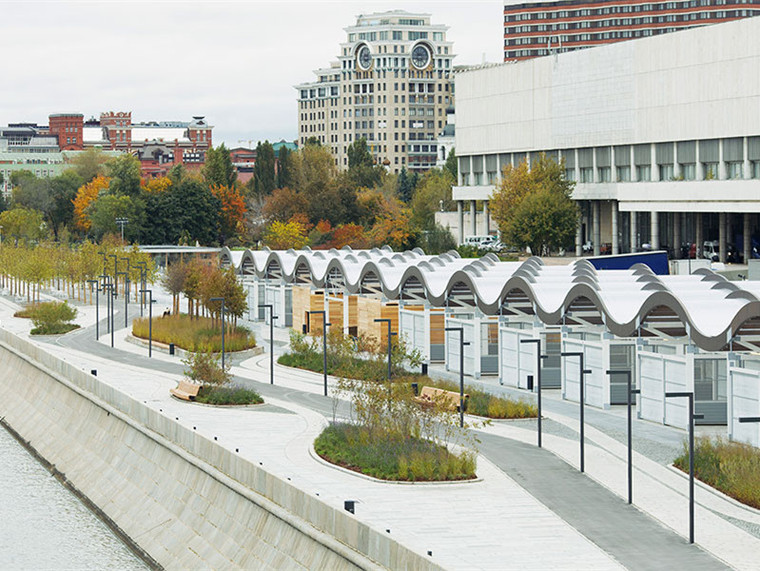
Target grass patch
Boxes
[315,422,476,481]
[14,304,40,318]
[31,323,80,335]
[674,437,760,509]
[195,385,263,406]
[132,313,256,353]
[416,378,537,419]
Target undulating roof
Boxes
[218,246,760,352]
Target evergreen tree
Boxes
[347,138,382,188]
[397,167,414,203]
[203,143,237,188]
[253,141,276,196]
[276,145,293,189]
[444,148,458,180]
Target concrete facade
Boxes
[454,16,760,260]
[0,329,437,570]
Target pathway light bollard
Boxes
[210,297,226,371]
[140,289,153,357]
[560,351,591,473]
[261,304,278,385]
[307,310,330,397]
[665,391,703,544]
[445,326,470,428]
[521,338,547,448]
[86,279,99,340]
[607,369,639,504]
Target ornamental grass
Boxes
[132,313,256,353]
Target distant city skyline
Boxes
[0,1,502,149]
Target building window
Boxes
[616,166,630,181]
[727,162,743,179]
[659,164,674,181]
[752,161,760,179]
[579,167,593,183]
[680,164,696,180]
[598,167,611,182]
[702,162,718,179]
[636,165,651,181]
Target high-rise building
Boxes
[295,10,455,173]
[504,0,760,61]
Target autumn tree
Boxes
[264,219,309,250]
[0,207,47,244]
[69,148,109,183]
[262,187,308,223]
[490,153,578,255]
[410,168,454,231]
[210,184,247,244]
[73,175,110,232]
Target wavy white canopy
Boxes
[219,246,760,352]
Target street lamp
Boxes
[374,318,396,382]
[102,282,115,347]
[665,391,704,544]
[120,257,131,300]
[607,369,640,504]
[98,250,107,275]
[87,279,99,340]
[115,217,128,241]
[140,289,153,357]
[560,351,592,473]
[210,297,226,371]
[136,261,147,316]
[307,310,331,397]
[116,271,129,327]
[109,254,119,297]
[521,337,547,448]
[99,274,110,334]
[260,304,278,385]
[445,326,470,428]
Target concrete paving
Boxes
[1,289,757,569]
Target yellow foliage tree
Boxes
[73,175,110,232]
[263,220,309,250]
[142,176,172,193]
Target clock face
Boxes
[412,44,431,69]
[357,45,372,70]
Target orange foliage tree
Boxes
[72,175,110,232]
[329,224,368,249]
[210,184,247,241]
[143,176,172,194]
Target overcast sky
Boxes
[0,1,502,148]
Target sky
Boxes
[0,1,503,148]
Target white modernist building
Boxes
[219,246,760,447]
[452,16,760,261]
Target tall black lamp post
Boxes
[560,351,591,473]
[521,337,546,448]
[260,304,278,385]
[98,251,107,275]
[665,391,703,544]
[109,254,119,297]
[102,283,115,347]
[116,271,129,327]
[307,310,331,397]
[140,289,153,357]
[136,261,147,316]
[210,297,226,370]
[87,279,99,340]
[445,326,470,428]
[120,256,131,301]
[607,369,639,504]
[374,318,396,382]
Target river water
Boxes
[0,426,146,570]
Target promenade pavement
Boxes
[1,291,757,569]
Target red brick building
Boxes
[48,113,84,150]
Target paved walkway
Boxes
[1,290,758,569]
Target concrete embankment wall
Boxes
[0,329,438,570]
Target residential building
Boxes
[504,0,760,61]
[454,16,760,263]
[295,10,455,173]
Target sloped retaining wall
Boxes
[0,329,438,570]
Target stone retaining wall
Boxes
[0,329,439,570]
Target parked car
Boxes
[463,235,503,252]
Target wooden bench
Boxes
[415,386,469,412]
[170,380,201,401]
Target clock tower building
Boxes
[295,11,455,174]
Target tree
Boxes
[490,153,578,255]
[48,170,83,240]
[293,143,341,224]
[105,154,141,197]
[444,147,458,180]
[210,184,247,244]
[262,187,308,223]
[0,207,47,243]
[276,145,294,189]
[203,143,237,188]
[409,168,453,230]
[396,167,414,203]
[168,178,221,245]
[163,261,188,315]
[69,148,109,183]
[88,193,144,242]
[73,175,110,232]
[253,141,276,196]
[347,138,383,189]
[263,220,309,250]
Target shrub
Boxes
[23,301,79,335]
[674,437,760,509]
[196,385,263,406]
[132,313,256,352]
[183,350,231,386]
